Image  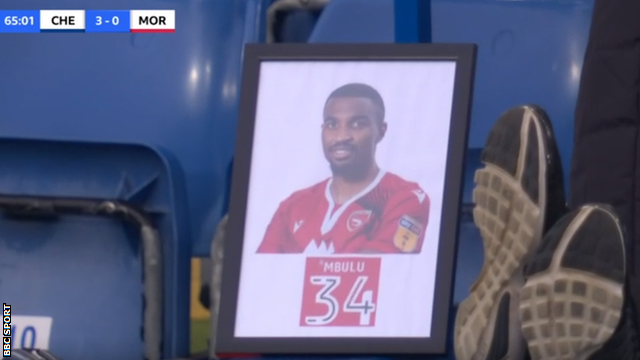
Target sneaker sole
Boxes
[519,205,625,360]
[454,106,552,360]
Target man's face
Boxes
[322,97,387,177]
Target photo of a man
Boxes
[257,83,431,254]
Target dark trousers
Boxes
[570,0,640,322]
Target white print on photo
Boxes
[236,60,457,337]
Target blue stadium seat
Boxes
[308,0,394,43]
[0,0,268,257]
[0,138,189,360]
[431,0,593,182]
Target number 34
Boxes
[305,275,376,326]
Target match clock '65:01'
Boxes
[4,15,35,26]
[0,10,40,33]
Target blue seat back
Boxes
[431,0,593,180]
[0,139,190,360]
[0,0,267,256]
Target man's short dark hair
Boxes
[325,83,385,122]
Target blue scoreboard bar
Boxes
[0,10,175,33]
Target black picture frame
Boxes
[217,43,477,356]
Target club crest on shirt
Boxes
[393,215,423,252]
[346,210,372,232]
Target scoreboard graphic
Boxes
[0,10,176,33]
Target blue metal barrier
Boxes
[0,138,190,359]
[0,0,268,257]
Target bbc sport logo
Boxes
[2,303,10,358]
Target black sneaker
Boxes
[454,105,567,360]
[520,204,640,360]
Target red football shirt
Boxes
[257,171,431,254]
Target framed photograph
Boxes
[217,43,477,355]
